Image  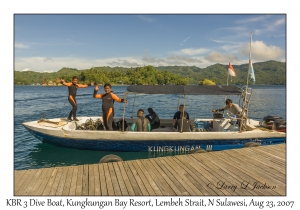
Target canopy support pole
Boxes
[180,94,186,133]
[177,95,180,111]
[122,92,128,132]
[131,93,136,118]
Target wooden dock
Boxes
[14,144,286,196]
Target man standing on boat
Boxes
[56,76,88,121]
[93,83,127,131]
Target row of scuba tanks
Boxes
[75,118,128,131]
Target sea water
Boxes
[14,85,286,170]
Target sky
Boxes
[14,14,286,72]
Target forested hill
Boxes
[14,60,286,85]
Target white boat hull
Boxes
[23,116,286,152]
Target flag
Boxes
[249,60,256,83]
[228,62,236,76]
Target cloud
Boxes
[235,15,270,24]
[21,68,30,71]
[166,55,202,64]
[239,40,284,60]
[108,59,140,67]
[204,51,239,63]
[219,44,241,53]
[44,57,54,62]
[15,43,30,49]
[14,41,284,73]
[180,48,210,56]
[180,36,190,45]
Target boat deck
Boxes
[14,144,286,196]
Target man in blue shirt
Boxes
[173,104,189,127]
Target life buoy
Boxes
[99,154,123,163]
[189,148,208,154]
[243,142,261,148]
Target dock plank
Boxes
[173,155,221,196]
[208,150,284,195]
[140,158,175,196]
[231,149,285,180]
[163,156,204,196]
[93,164,101,196]
[75,165,83,196]
[135,159,163,196]
[199,152,269,196]
[14,170,26,187]
[49,167,63,196]
[148,158,183,195]
[56,166,69,195]
[23,168,44,195]
[184,155,229,196]
[14,144,286,196]
[34,168,54,196]
[223,149,286,185]
[103,163,114,196]
[122,161,143,196]
[88,164,95,196]
[62,166,74,195]
[108,162,121,196]
[117,161,135,196]
[69,166,78,196]
[154,157,191,195]
[82,164,89,196]
[126,161,149,195]
[42,167,58,195]
[112,162,129,196]
[174,155,230,195]
[15,169,37,195]
[98,164,108,196]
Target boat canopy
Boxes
[126,85,242,95]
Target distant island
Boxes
[14,60,286,86]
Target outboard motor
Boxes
[262,115,283,130]
[272,118,286,132]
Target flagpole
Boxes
[227,69,229,86]
[246,32,252,89]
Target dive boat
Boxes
[22,84,286,152]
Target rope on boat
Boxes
[37,119,59,125]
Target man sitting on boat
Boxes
[145,108,160,131]
[173,112,193,132]
[131,109,151,132]
[173,104,189,125]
